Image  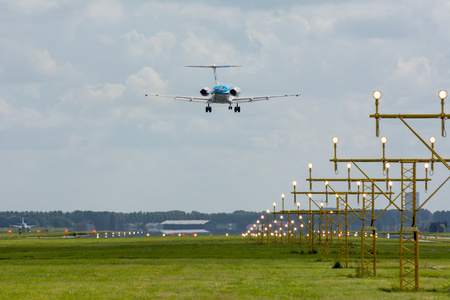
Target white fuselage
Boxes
[211,84,239,104]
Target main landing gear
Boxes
[205,105,240,113]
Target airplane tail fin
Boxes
[185,65,241,86]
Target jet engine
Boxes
[200,87,211,96]
[230,87,241,97]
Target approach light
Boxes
[373,90,382,100]
[380,136,387,144]
[308,163,313,169]
[430,136,436,144]
[293,181,297,187]
[438,90,447,100]
[332,137,339,144]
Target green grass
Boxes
[0,235,448,299]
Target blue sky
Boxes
[1,0,450,213]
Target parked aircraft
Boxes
[145,65,300,113]
[9,217,36,232]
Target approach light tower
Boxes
[369,90,450,290]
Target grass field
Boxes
[0,234,448,299]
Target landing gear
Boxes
[234,105,241,113]
[205,105,212,113]
[228,105,233,110]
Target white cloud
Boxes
[99,34,115,45]
[0,98,65,129]
[125,67,168,96]
[181,31,242,65]
[391,57,432,87]
[121,30,176,61]
[61,83,125,105]
[85,0,125,23]
[20,45,76,78]
[30,48,58,75]
[4,0,59,15]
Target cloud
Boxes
[0,98,65,130]
[4,0,59,15]
[391,57,432,87]
[85,0,125,23]
[125,67,168,96]
[30,48,59,75]
[121,30,176,61]
[54,67,170,129]
[58,82,125,121]
[21,45,76,79]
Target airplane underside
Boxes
[205,103,241,113]
[205,95,241,113]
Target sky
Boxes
[1,0,450,213]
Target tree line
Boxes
[1,209,449,234]
[0,210,264,233]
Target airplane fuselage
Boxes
[211,84,236,104]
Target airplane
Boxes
[145,65,300,113]
[9,217,36,233]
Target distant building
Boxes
[144,223,163,233]
[159,220,215,235]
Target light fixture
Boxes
[373,90,382,100]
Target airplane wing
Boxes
[9,225,21,228]
[231,94,300,103]
[145,94,211,103]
